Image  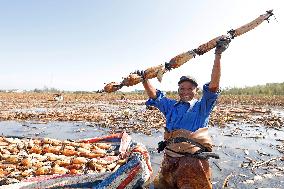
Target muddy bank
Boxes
[1,93,284,135]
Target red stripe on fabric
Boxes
[23,173,79,182]
[80,133,123,143]
[132,147,153,174]
[117,164,141,189]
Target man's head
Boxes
[178,75,198,102]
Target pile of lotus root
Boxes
[0,136,127,182]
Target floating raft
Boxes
[0,132,152,188]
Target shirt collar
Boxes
[174,98,197,107]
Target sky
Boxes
[0,0,283,92]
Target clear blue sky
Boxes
[0,0,283,91]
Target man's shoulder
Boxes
[145,90,177,107]
[162,96,178,105]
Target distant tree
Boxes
[33,88,41,93]
[222,82,284,95]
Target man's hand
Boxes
[133,70,146,82]
[215,37,231,55]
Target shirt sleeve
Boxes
[145,90,175,116]
[199,83,220,116]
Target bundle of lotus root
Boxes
[101,10,273,93]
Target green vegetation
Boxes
[222,82,284,95]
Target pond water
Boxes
[1,119,283,188]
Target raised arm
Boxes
[209,37,231,92]
[142,79,157,99]
[209,54,221,92]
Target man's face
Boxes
[178,81,198,102]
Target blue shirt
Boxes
[145,83,219,132]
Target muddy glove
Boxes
[215,37,231,55]
[132,70,146,82]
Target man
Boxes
[142,37,231,189]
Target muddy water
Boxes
[132,124,284,188]
[0,119,283,188]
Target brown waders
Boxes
[154,155,212,189]
[154,128,214,189]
